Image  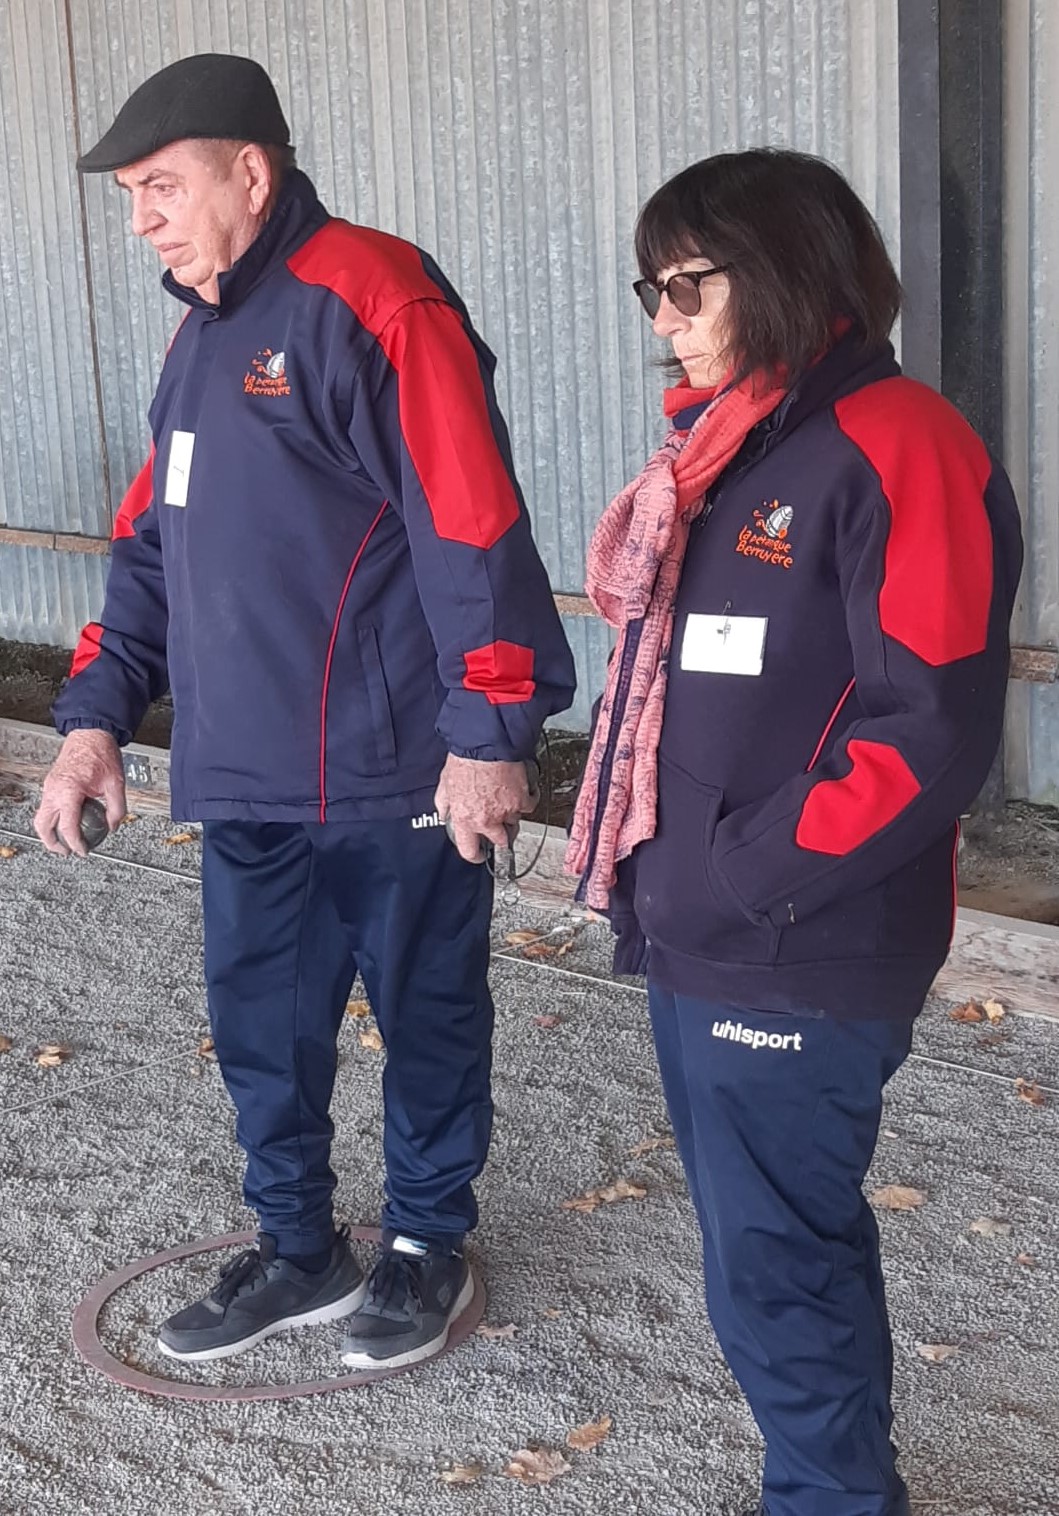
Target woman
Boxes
[567,150,1022,1516]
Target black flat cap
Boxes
[77,53,290,174]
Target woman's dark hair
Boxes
[634,148,901,385]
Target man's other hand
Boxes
[434,755,533,864]
[34,730,127,857]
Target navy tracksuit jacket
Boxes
[53,169,576,810]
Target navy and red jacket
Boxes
[618,334,1023,1018]
[54,171,575,818]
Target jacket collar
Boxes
[162,170,329,315]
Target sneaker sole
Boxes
[156,1277,369,1363]
[339,1270,475,1371]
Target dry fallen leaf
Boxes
[121,813,140,825]
[345,999,371,1020]
[1015,1078,1047,1107]
[983,998,1007,1024]
[917,1342,959,1364]
[359,1027,384,1053]
[1016,1253,1038,1269]
[33,1043,71,1068]
[505,930,545,947]
[949,1000,985,1024]
[534,1014,561,1030]
[566,1415,613,1451]
[555,939,576,958]
[542,1307,563,1320]
[628,1134,676,1157]
[969,1217,1012,1238]
[0,1034,13,1054]
[976,1032,1010,1053]
[476,1322,518,1341]
[870,1184,927,1212]
[521,941,560,960]
[438,1464,483,1486]
[164,831,196,846]
[197,1035,217,1061]
[504,1449,572,1486]
[562,1178,648,1214]
[0,846,18,860]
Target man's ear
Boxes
[241,143,273,217]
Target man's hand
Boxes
[34,730,127,858]
[434,755,533,864]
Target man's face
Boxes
[114,140,266,299]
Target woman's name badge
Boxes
[680,613,767,675]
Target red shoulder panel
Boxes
[288,222,520,550]
[834,379,994,666]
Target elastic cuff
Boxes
[54,715,130,746]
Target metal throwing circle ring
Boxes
[71,1226,486,1402]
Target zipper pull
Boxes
[787,902,796,925]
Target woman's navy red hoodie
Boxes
[615,333,1023,1020]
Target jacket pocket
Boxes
[634,757,780,966]
[351,624,397,776]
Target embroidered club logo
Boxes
[244,347,291,397]
[735,499,796,570]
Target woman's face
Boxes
[650,258,732,388]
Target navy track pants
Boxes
[648,984,914,1516]
[201,818,494,1257]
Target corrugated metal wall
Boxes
[1,0,900,730]
[1004,3,1059,804]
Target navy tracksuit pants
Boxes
[201,818,494,1258]
[648,985,914,1516]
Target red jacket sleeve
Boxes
[52,449,170,745]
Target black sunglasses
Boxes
[633,265,732,319]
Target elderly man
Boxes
[36,53,575,1370]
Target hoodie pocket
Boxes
[352,624,398,775]
[634,758,780,966]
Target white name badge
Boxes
[164,430,196,508]
[680,613,768,676]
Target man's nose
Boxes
[129,196,161,239]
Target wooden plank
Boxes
[0,527,55,550]
[53,533,110,556]
[0,717,171,813]
[1009,644,1059,683]
[553,592,596,618]
[0,525,110,552]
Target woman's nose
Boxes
[652,292,687,339]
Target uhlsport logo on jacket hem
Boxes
[735,499,796,569]
[411,810,445,829]
[712,1018,803,1052]
[244,347,291,397]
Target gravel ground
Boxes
[0,797,1057,1515]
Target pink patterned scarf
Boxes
[565,375,786,911]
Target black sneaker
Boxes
[157,1230,367,1362]
[339,1235,474,1370]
